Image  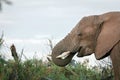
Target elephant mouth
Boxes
[56,46,93,59]
[76,47,84,57]
[56,47,82,59]
[56,51,71,59]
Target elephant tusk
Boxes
[56,51,70,59]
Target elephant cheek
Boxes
[77,47,93,57]
[85,48,93,54]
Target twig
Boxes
[65,67,79,77]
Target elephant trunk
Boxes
[51,40,75,67]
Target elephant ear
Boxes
[95,19,120,60]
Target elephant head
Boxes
[51,12,120,67]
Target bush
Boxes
[0,58,104,80]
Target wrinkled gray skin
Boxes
[52,12,120,80]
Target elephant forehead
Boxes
[84,26,94,33]
[85,27,93,32]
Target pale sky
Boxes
[0,0,119,64]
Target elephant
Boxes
[51,12,120,80]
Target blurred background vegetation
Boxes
[0,34,113,80]
[0,0,12,11]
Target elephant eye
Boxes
[77,33,82,36]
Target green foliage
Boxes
[0,58,105,80]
